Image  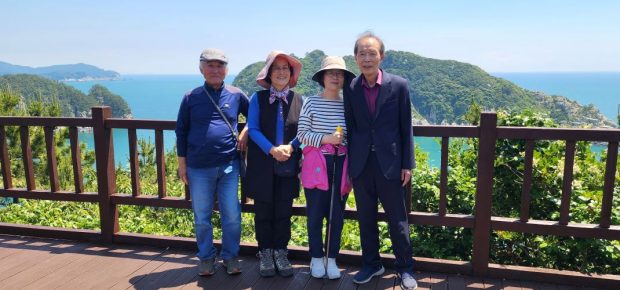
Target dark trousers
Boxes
[304,154,348,258]
[254,175,294,250]
[352,152,414,273]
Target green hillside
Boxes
[0,74,131,118]
[0,61,120,81]
[233,50,615,127]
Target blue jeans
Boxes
[187,160,241,261]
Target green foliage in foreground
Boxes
[1,95,619,274]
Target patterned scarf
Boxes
[269,86,290,104]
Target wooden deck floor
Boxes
[0,234,606,290]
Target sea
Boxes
[66,72,620,168]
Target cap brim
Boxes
[200,58,228,64]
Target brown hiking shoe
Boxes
[273,249,293,277]
[198,257,215,276]
[223,258,242,275]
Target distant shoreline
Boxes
[60,76,122,82]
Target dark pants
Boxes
[254,175,294,250]
[304,154,348,258]
[352,152,414,273]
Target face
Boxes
[200,61,227,88]
[269,56,291,90]
[354,37,384,78]
[322,69,345,91]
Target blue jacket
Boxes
[175,83,249,168]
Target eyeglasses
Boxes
[271,65,290,72]
[325,70,344,78]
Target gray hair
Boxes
[354,31,385,55]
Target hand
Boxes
[283,144,294,155]
[269,145,292,162]
[321,130,343,145]
[237,127,248,152]
[401,169,411,187]
[178,157,188,185]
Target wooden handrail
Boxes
[0,106,619,288]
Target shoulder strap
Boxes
[204,85,238,139]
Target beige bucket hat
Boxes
[256,50,302,89]
[311,56,356,87]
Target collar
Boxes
[361,69,383,88]
[204,82,225,93]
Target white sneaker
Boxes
[400,272,418,290]
[310,257,326,278]
[326,258,341,279]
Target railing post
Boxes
[472,112,497,276]
[92,106,118,243]
[0,126,13,189]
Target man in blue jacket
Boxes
[175,48,249,276]
[343,32,417,290]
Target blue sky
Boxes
[2,0,620,74]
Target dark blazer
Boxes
[343,70,415,180]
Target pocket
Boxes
[384,96,397,104]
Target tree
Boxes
[463,102,482,125]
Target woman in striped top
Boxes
[297,56,355,279]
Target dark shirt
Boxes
[361,69,383,116]
[175,82,249,168]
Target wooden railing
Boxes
[0,107,619,288]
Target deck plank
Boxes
[268,262,305,290]
[59,245,165,289]
[0,239,82,283]
[483,277,503,290]
[464,275,486,289]
[108,248,172,290]
[285,262,310,290]
[19,245,110,289]
[0,236,25,260]
[0,241,91,288]
[127,251,196,289]
[448,275,466,290]
[430,272,449,290]
[375,270,397,290]
[229,255,263,290]
[416,271,433,290]
[502,279,523,290]
[333,265,357,290]
[0,235,614,290]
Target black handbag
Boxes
[273,149,300,177]
[204,86,246,177]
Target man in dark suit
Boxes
[343,32,417,290]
